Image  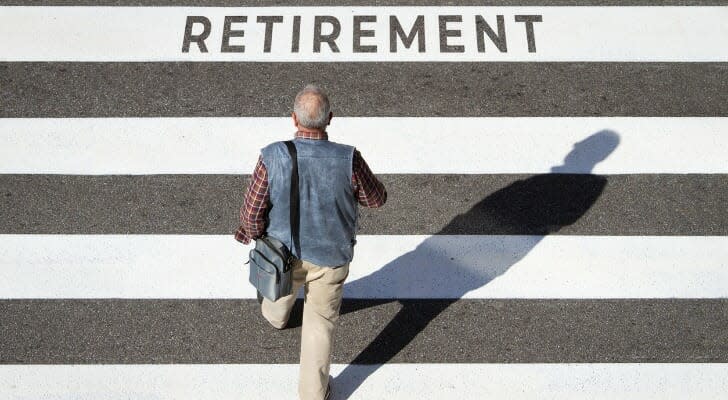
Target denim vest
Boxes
[261,138,357,267]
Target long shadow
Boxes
[333,130,621,399]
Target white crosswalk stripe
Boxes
[2,234,728,299]
[3,364,728,400]
[3,117,728,174]
[2,6,727,62]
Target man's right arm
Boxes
[234,155,270,244]
[352,149,387,208]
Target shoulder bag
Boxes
[247,140,300,302]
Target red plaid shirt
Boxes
[234,130,387,244]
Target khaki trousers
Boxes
[261,259,350,400]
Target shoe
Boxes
[256,290,264,304]
[323,382,331,400]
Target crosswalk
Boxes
[1,2,727,399]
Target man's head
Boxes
[292,84,333,131]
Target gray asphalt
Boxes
[2,0,724,5]
[2,299,726,364]
[2,63,727,117]
[1,174,726,235]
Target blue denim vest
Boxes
[261,138,357,267]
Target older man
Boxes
[235,84,387,400]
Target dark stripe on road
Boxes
[1,299,726,364]
[1,174,727,235]
[2,0,724,5]
[2,63,727,117]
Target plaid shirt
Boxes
[234,130,387,244]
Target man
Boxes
[234,84,387,400]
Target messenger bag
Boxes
[247,140,300,302]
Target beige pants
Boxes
[261,259,350,400]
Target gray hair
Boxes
[293,84,331,130]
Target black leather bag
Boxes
[248,141,300,302]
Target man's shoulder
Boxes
[323,139,355,152]
[260,141,287,158]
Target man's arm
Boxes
[352,149,387,208]
[234,155,270,244]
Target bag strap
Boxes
[284,140,300,258]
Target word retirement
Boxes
[181,14,543,54]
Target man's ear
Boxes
[292,112,299,127]
[327,111,333,126]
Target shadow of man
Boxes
[333,130,621,399]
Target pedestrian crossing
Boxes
[1,1,727,399]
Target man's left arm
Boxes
[234,155,270,244]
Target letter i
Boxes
[292,16,301,53]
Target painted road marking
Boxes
[1,7,727,61]
[2,117,727,174]
[2,234,727,299]
[2,363,727,399]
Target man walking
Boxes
[234,84,387,400]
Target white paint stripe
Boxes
[2,234,726,299]
[2,363,727,399]
[1,7,727,62]
[1,117,727,174]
